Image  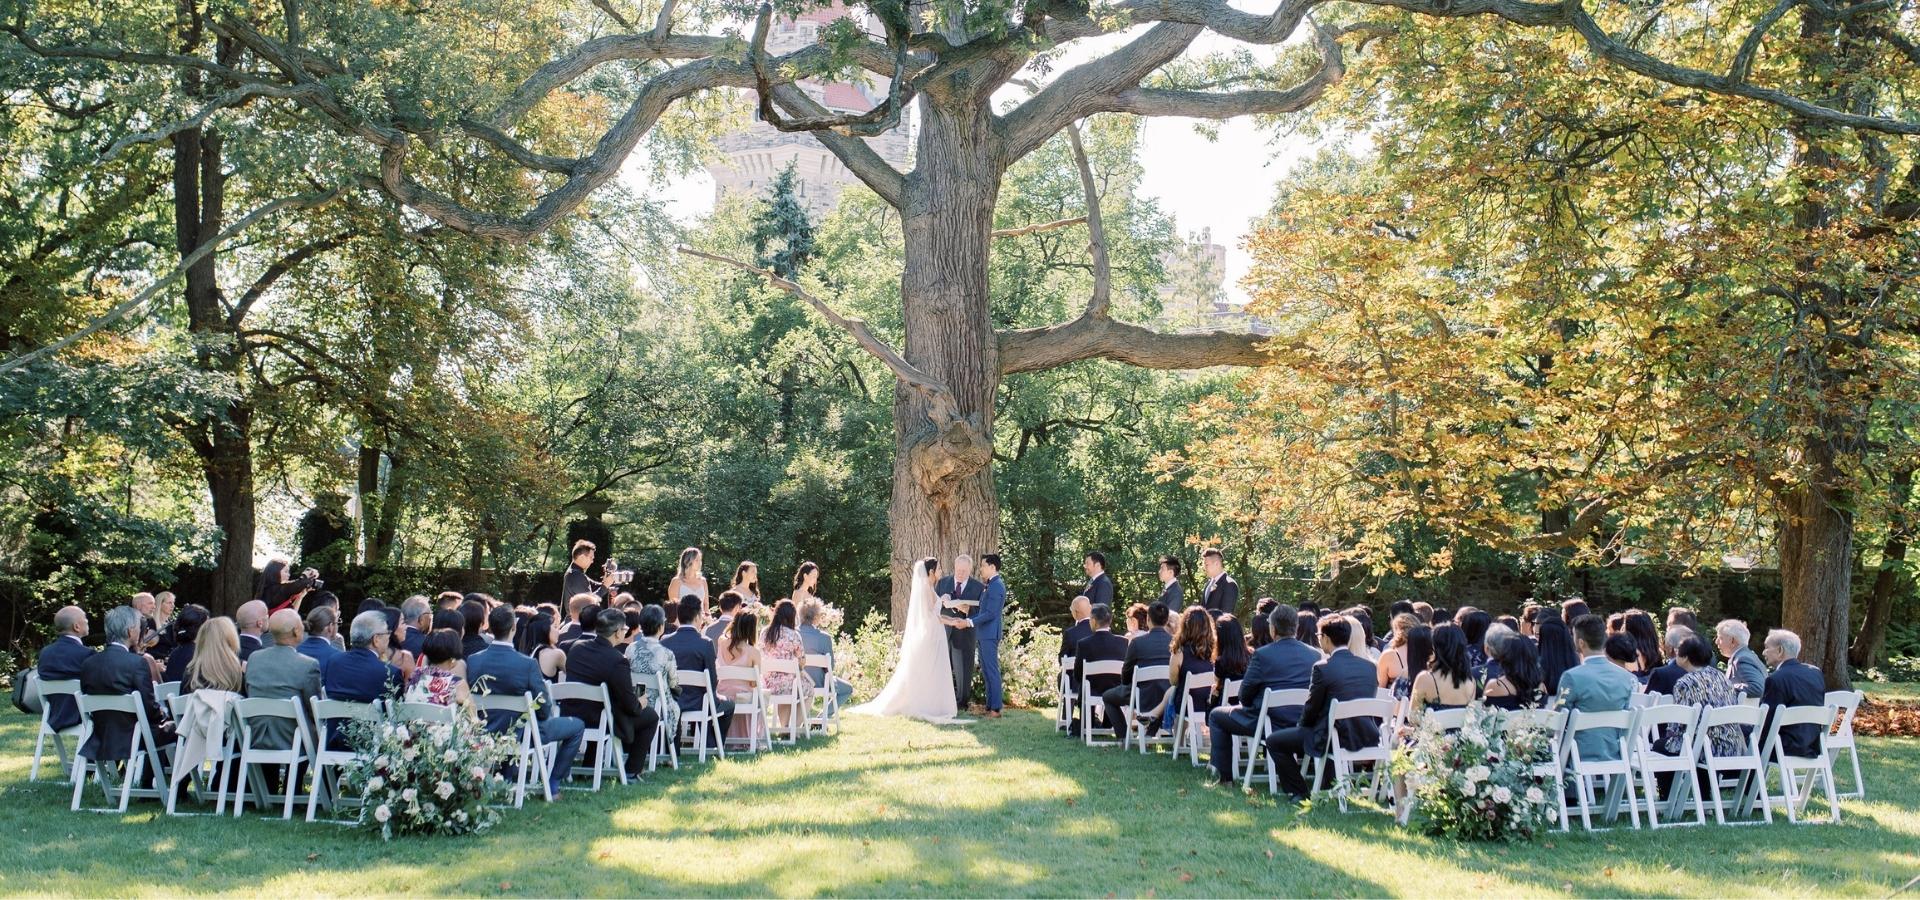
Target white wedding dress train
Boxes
[849,560,960,723]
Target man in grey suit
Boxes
[1715,619,1767,699]
[1554,614,1637,763]
[244,610,322,750]
[796,599,854,708]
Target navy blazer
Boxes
[1298,648,1381,755]
[323,647,402,703]
[296,636,342,673]
[37,635,92,732]
[1072,630,1130,697]
[1058,619,1093,663]
[661,625,721,712]
[161,643,194,685]
[1082,573,1114,610]
[969,576,1007,642]
[238,632,264,662]
[1646,661,1685,697]
[467,642,557,733]
[1762,658,1827,758]
[560,636,648,746]
[1200,573,1240,615]
[78,643,166,761]
[1237,637,1320,724]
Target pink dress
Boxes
[764,628,803,695]
[716,641,760,743]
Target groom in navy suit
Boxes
[937,555,985,710]
[961,554,1008,717]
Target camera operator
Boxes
[265,566,323,614]
[562,539,609,604]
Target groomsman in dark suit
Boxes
[936,554,985,710]
[1199,548,1240,615]
[1081,552,1114,610]
[1070,605,1128,736]
[1156,556,1185,609]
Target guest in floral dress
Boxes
[628,605,680,740]
[405,628,475,714]
[761,600,806,732]
[1665,636,1744,757]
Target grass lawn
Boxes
[1866,682,1920,702]
[0,707,1915,897]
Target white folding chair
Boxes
[307,698,381,822]
[803,652,840,736]
[69,692,170,813]
[1507,708,1570,831]
[1695,703,1772,825]
[1309,697,1395,811]
[761,657,806,746]
[1761,704,1842,823]
[1564,708,1641,831]
[1629,704,1707,828]
[1122,665,1173,753]
[1629,692,1661,709]
[717,665,771,753]
[1170,671,1217,766]
[31,678,82,782]
[1824,690,1865,799]
[547,682,626,789]
[473,691,554,807]
[644,670,680,771]
[1056,656,1077,732]
[163,692,241,816]
[393,701,457,724]
[1078,660,1124,747]
[674,669,725,763]
[1419,707,1469,733]
[229,697,314,820]
[1239,688,1309,790]
[155,681,182,706]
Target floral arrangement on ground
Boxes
[1392,705,1561,842]
[341,711,521,839]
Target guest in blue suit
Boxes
[324,611,408,704]
[1554,615,1638,762]
[297,606,343,673]
[1207,603,1319,784]
[1760,629,1826,758]
[661,595,735,745]
[1263,615,1381,800]
[468,606,584,796]
[37,606,93,732]
[965,554,1008,716]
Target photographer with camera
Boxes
[262,560,324,615]
[562,539,629,605]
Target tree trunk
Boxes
[884,97,1001,627]
[1778,440,1854,689]
[356,442,381,563]
[203,417,256,617]
[370,450,408,566]
[1850,467,1912,669]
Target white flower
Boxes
[470,766,487,781]
[1491,786,1513,804]
[375,756,392,770]
[373,804,391,823]
[435,780,455,800]
[401,788,418,802]
[402,746,419,761]
[453,810,467,823]
[1464,728,1488,745]
[1525,786,1546,805]
[366,776,385,792]
[1464,765,1490,784]
[1460,780,1477,797]
[444,748,460,763]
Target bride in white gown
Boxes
[849,557,959,722]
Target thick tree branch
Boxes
[1065,122,1112,320]
[767,83,909,208]
[102,83,322,161]
[678,247,963,426]
[228,230,355,328]
[991,215,1087,238]
[999,315,1279,375]
[455,119,580,174]
[750,3,911,138]
[999,22,1207,161]
[1101,22,1355,118]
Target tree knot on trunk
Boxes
[907,415,992,508]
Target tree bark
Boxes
[356,442,381,563]
[1778,439,1855,689]
[884,96,1000,627]
[1850,467,1912,669]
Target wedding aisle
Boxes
[1,710,1915,896]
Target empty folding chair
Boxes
[69,692,170,813]
[647,670,679,771]
[717,665,771,753]
[803,652,840,737]
[1564,708,1641,831]
[229,697,315,820]
[547,682,626,789]
[1824,690,1865,800]
[307,698,381,822]
[1761,704,1842,823]
[1056,656,1077,732]
[31,678,82,782]
[155,681,181,706]
[1170,671,1217,766]
[473,690,553,807]
[1122,665,1172,753]
[761,656,806,746]
[1628,704,1707,828]
[1078,660,1124,747]
[1694,703,1772,825]
[674,669,725,763]
[1240,688,1309,790]
[1307,697,1395,812]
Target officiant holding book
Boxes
[937,555,983,710]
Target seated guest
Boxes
[1408,623,1478,726]
[559,593,596,646]
[1207,603,1316,785]
[1070,604,1128,737]
[716,612,764,745]
[1410,601,1434,626]
[1716,619,1767,699]
[1057,595,1093,664]
[1209,615,1250,709]
[1135,606,1215,735]
[661,595,735,746]
[526,611,568,680]
[435,591,464,610]
[235,600,269,662]
[324,610,409,703]
[761,601,805,731]
[1560,597,1592,626]
[1124,603,1151,640]
[1555,614,1637,762]
[563,608,658,779]
[1646,626,1694,696]
[161,604,210,684]
[79,605,176,762]
[1664,636,1743,757]
[470,606,584,798]
[1294,610,1318,645]
[1263,615,1381,801]
[1480,621,1515,682]
[1376,613,1416,692]
[1344,607,1380,659]
[1457,609,1492,679]
[627,604,681,746]
[397,595,432,661]
[704,590,745,642]
[298,606,342,672]
[1535,609,1578,695]
[1604,633,1640,672]
[37,606,93,732]
[459,600,489,659]
[1103,603,1171,737]
[405,629,475,713]
[798,599,855,709]
[1384,622,1432,701]
[1666,606,1703,639]
[1622,609,1663,680]
[181,617,245,694]
[1247,611,1274,651]
[243,610,322,749]
[1760,628,1825,758]
[1483,629,1544,710]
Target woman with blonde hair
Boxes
[182,616,245,694]
[667,547,708,606]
